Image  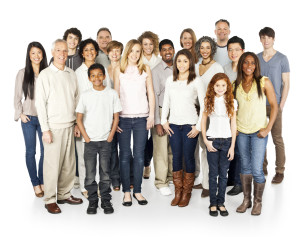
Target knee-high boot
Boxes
[178,172,194,207]
[171,170,183,206]
[236,174,253,213]
[251,181,265,215]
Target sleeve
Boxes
[281,55,290,73]
[113,91,122,113]
[73,71,80,107]
[152,68,161,125]
[196,79,206,131]
[161,77,171,125]
[76,94,85,114]
[35,71,50,132]
[14,69,25,121]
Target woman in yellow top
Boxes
[233,52,278,216]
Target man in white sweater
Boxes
[35,39,83,214]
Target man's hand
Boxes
[42,130,53,144]
[74,125,81,137]
[155,124,165,136]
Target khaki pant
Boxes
[75,137,87,192]
[264,105,285,174]
[43,126,75,204]
[152,108,173,188]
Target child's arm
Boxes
[201,111,217,152]
[227,111,237,161]
[76,113,90,143]
[107,112,119,142]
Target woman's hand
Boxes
[162,122,174,137]
[20,114,30,123]
[227,146,235,161]
[146,115,154,130]
[205,140,217,152]
[187,126,199,138]
[257,128,269,138]
[116,126,123,133]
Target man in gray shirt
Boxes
[152,39,175,196]
[257,27,290,184]
[95,27,112,68]
[214,19,231,67]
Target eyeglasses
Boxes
[228,48,243,52]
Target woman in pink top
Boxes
[114,39,155,206]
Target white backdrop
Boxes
[1,0,299,236]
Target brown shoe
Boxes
[236,174,253,213]
[57,195,83,205]
[34,185,44,198]
[178,172,195,207]
[171,170,183,206]
[201,188,209,198]
[271,173,284,184]
[45,203,61,214]
[251,181,265,215]
[193,183,203,189]
[143,166,151,179]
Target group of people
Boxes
[14,19,290,217]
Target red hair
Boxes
[204,73,234,117]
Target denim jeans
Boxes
[227,142,241,186]
[169,124,198,173]
[21,116,44,186]
[207,137,231,206]
[118,117,148,193]
[84,141,112,201]
[144,134,153,167]
[237,131,268,183]
[110,133,120,187]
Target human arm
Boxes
[279,72,290,111]
[76,113,90,143]
[161,77,173,136]
[257,78,278,138]
[201,111,216,152]
[107,112,119,142]
[113,66,122,133]
[228,110,237,160]
[14,69,28,122]
[145,65,155,130]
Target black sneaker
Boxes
[227,185,243,196]
[101,200,114,214]
[87,200,98,214]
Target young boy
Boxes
[76,63,122,214]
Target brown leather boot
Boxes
[178,172,195,207]
[171,170,183,206]
[236,174,253,213]
[251,181,265,215]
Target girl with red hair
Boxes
[201,73,237,217]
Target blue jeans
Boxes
[207,137,231,206]
[21,116,44,186]
[110,133,120,187]
[118,117,148,193]
[237,131,268,183]
[144,134,153,167]
[227,142,241,186]
[169,124,198,173]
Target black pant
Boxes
[84,141,112,201]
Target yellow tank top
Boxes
[235,77,268,134]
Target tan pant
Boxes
[75,138,87,192]
[264,105,285,174]
[152,108,173,188]
[43,126,75,204]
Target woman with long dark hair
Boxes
[234,52,277,215]
[14,41,48,197]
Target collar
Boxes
[50,63,71,73]
[215,95,224,101]
[161,60,173,70]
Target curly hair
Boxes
[63,27,82,44]
[78,38,100,60]
[205,73,234,118]
[137,31,159,56]
[195,36,217,61]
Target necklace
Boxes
[202,58,212,66]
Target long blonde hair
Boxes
[120,39,146,74]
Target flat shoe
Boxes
[209,205,218,217]
[133,193,148,205]
[122,195,132,207]
[217,205,229,216]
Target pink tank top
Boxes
[119,65,149,117]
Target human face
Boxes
[66,33,79,51]
[160,44,175,64]
[97,30,112,51]
[200,42,212,59]
[260,35,275,50]
[176,54,190,74]
[52,42,68,66]
[215,22,230,42]
[128,44,141,65]
[142,38,154,56]
[89,68,106,88]
[242,55,256,77]
[108,47,121,62]
[214,79,227,97]
[82,43,97,62]
[29,47,43,66]
[228,43,244,63]
[181,32,193,50]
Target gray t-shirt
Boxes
[257,51,290,105]
[95,50,110,68]
[223,63,237,83]
[214,45,231,67]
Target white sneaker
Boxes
[159,187,172,196]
